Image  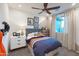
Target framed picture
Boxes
[27,17,34,26]
[34,16,39,29]
[34,16,39,23]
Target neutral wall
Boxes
[39,16,52,32]
[9,8,32,34]
[0,4,7,29]
[9,8,51,34]
[39,16,48,28]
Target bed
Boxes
[26,31,62,56]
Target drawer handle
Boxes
[18,37,20,38]
[17,40,21,41]
[17,43,20,45]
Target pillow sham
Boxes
[27,32,38,40]
[27,32,45,40]
[34,32,45,37]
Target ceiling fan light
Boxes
[72,3,76,6]
[18,4,22,8]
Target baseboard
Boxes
[76,51,79,53]
[10,46,27,52]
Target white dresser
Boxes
[10,36,26,50]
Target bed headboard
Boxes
[26,29,41,36]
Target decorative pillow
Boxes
[27,32,38,40]
[34,32,45,37]
[27,32,45,40]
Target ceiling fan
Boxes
[32,3,60,14]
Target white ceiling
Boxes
[8,3,79,16]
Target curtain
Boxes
[50,16,56,38]
[75,8,79,52]
[51,9,77,51]
[63,9,76,50]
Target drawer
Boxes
[11,38,26,45]
[17,39,21,42]
[16,39,25,43]
[17,42,26,47]
[11,38,21,42]
[10,36,26,50]
[10,42,26,50]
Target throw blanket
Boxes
[28,36,62,56]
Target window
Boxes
[56,16,64,32]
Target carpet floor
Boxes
[9,47,79,56]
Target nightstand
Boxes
[10,36,26,50]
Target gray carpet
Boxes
[9,47,79,56]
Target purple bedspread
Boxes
[33,37,62,56]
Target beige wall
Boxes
[9,8,51,35]
[39,16,52,29]
[39,16,48,28]
[9,8,38,34]
[39,15,53,37]
[0,4,8,29]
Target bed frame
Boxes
[26,29,61,56]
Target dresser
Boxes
[10,36,26,50]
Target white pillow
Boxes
[27,32,38,40]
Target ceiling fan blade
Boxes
[32,7,42,10]
[44,3,48,9]
[47,6,60,10]
[46,10,51,14]
[38,10,44,14]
